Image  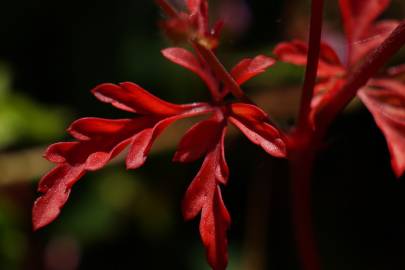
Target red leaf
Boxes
[161,48,218,92]
[126,117,174,169]
[182,149,218,220]
[358,79,405,177]
[273,40,345,77]
[33,164,85,230]
[162,48,204,76]
[387,64,405,77]
[126,107,214,169]
[160,13,193,44]
[45,117,149,170]
[231,55,276,85]
[311,78,346,110]
[273,40,308,66]
[182,130,230,270]
[85,139,131,171]
[125,129,155,170]
[187,0,209,34]
[34,81,214,230]
[228,103,287,158]
[33,117,157,230]
[211,20,224,39]
[215,124,229,185]
[351,20,399,65]
[339,0,394,64]
[319,42,344,67]
[187,0,203,13]
[50,118,156,169]
[200,186,230,270]
[44,142,79,163]
[45,139,133,171]
[339,0,390,44]
[92,82,200,116]
[173,113,224,163]
[67,118,137,141]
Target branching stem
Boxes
[291,1,324,269]
[193,42,251,102]
[315,21,405,132]
[291,17,405,270]
[155,0,251,103]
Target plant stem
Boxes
[315,21,405,131]
[291,1,324,269]
[290,19,405,270]
[289,141,321,270]
[297,0,324,131]
[155,0,178,17]
[193,42,251,103]
[155,0,251,103]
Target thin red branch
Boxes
[155,0,250,103]
[155,0,178,18]
[190,42,223,102]
[297,0,324,131]
[193,41,251,102]
[315,21,405,131]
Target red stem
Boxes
[297,0,324,131]
[155,0,250,103]
[291,1,324,270]
[192,43,284,131]
[190,42,223,102]
[290,145,321,270]
[155,0,178,18]
[315,21,405,131]
[291,19,405,270]
[193,42,250,102]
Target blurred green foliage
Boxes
[0,62,70,149]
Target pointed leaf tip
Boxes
[274,40,344,78]
[92,82,194,116]
[162,47,218,92]
[162,47,202,75]
[126,129,154,170]
[33,165,84,231]
[229,103,287,158]
[174,115,225,163]
[231,55,276,86]
[182,147,230,270]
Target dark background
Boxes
[0,0,404,269]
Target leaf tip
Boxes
[32,197,60,232]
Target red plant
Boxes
[32,2,286,269]
[274,0,405,176]
[32,0,405,269]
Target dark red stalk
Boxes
[290,1,324,270]
[290,145,321,270]
[315,21,405,131]
[193,42,250,102]
[297,0,324,131]
[155,0,250,103]
[155,0,178,18]
[291,19,405,270]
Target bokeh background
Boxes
[0,0,405,269]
